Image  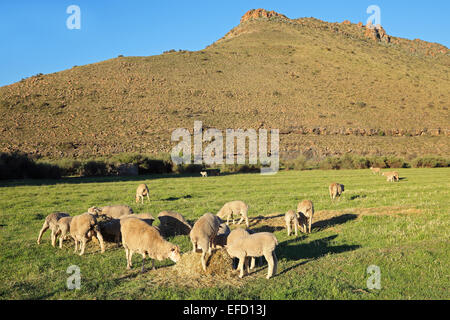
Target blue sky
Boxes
[0,0,448,87]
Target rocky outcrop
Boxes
[364,22,390,43]
[240,9,288,23]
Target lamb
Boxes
[297,200,314,234]
[225,232,278,279]
[70,213,105,255]
[382,171,399,182]
[157,211,192,237]
[370,166,382,175]
[37,212,70,246]
[217,200,249,228]
[88,205,133,219]
[329,183,345,200]
[226,227,257,270]
[136,183,150,204]
[212,222,231,249]
[200,171,208,177]
[120,217,181,272]
[55,216,73,249]
[285,210,300,236]
[189,213,221,271]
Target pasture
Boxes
[0,168,449,300]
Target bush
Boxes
[173,164,204,174]
[78,161,107,177]
[412,156,450,168]
[284,155,309,170]
[0,152,61,180]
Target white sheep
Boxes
[217,200,249,228]
[136,183,150,204]
[212,222,231,249]
[55,216,73,249]
[329,183,345,200]
[120,217,181,272]
[225,231,278,279]
[297,200,314,234]
[285,209,300,236]
[70,213,105,255]
[190,213,221,271]
[37,212,70,246]
[200,171,208,177]
[226,227,257,270]
[88,205,133,219]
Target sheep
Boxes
[225,232,278,279]
[37,212,70,246]
[189,213,221,271]
[297,200,314,234]
[370,166,382,175]
[98,218,122,246]
[88,205,133,219]
[285,210,300,236]
[217,200,249,228]
[70,213,105,255]
[121,213,155,225]
[226,227,258,270]
[157,211,192,237]
[55,216,73,249]
[120,217,181,272]
[329,183,345,200]
[200,171,208,177]
[136,183,150,204]
[212,222,231,249]
[382,171,399,182]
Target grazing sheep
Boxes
[297,200,314,234]
[120,217,181,272]
[88,205,133,219]
[98,218,122,245]
[212,222,231,249]
[55,216,73,249]
[329,183,345,200]
[136,183,150,204]
[370,166,382,175]
[382,171,399,182]
[70,213,105,255]
[157,211,192,237]
[217,200,249,228]
[121,213,155,225]
[200,171,208,177]
[190,213,221,271]
[285,210,300,236]
[225,232,278,279]
[37,212,70,246]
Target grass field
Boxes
[0,168,449,300]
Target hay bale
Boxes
[173,249,234,277]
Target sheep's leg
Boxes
[128,250,134,269]
[191,240,197,253]
[151,259,155,270]
[95,231,105,253]
[59,233,64,249]
[201,250,207,272]
[141,254,146,273]
[74,239,78,253]
[286,222,291,236]
[308,217,312,234]
[250,257,256,270]
[294,220,298,236]
[37,222,49,244]
[264,251,275,279]
[237,257,245,278]
[79,239,86,255]
[244,257,250,275]
[125,248,130,269]
[226,215,230,226]
[146,193,150,203]
[272,252,278,276]
[51,229,57,247]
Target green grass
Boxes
[0,168,449,299]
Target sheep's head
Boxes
[88,206,102,217]
[169,245,181,263]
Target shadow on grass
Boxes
[312,213,358,231]
[162,194,192,201]
[278,235,360,262]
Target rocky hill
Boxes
[0,9,449,160]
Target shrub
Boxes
[78,161,107,177]
[411,156,450,168]
[0,152,61,180]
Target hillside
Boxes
[0,9,449,160]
